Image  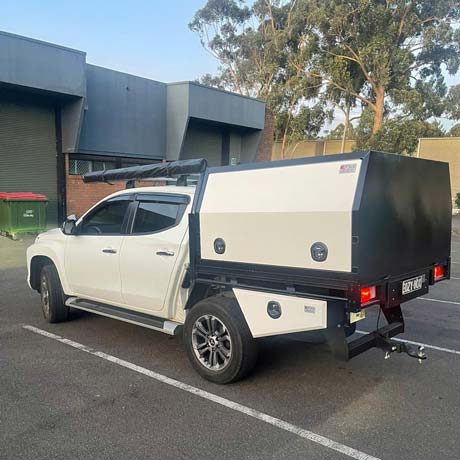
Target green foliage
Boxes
[189,0,328,151]
[449,123,460,137]
[324,123,357,140]
[190,0,460,154]
[310,0,460,133]
[355,110,445,155]
[456,193,460,209]
[445,85,460,121]
[274,104,333,142]
[189,0,313,101]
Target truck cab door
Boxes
[119,193,190,316]
[65,195,133,304]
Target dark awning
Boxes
[83,159,207,183]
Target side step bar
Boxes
[65,297,182,336]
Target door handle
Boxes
[102,248,117,254]
[156,249,175,256]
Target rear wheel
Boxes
[40,264,69,323]
[184,295,258,384]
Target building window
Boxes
[68,158,116,175]
[69,159,90,175]
[68,155,160,176]
[93,160,117,171]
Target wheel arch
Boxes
[29,255,56,292]
[30,254,70,297]
[184,281,234,311]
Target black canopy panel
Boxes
[82,159,207,183]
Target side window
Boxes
[132,201,183,234]
[80,200,130,235]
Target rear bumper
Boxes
[348,259,451,311]
[336,262,451,359]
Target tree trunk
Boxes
[280,103,295,159]
[341,103,351,153]
[281,131,288,160]
[373,87,385,134]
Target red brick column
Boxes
[255,109,274,162]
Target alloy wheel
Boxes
[191,314,232,371]
[41,275,50,318]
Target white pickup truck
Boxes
[27,152,452,383]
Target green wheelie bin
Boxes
[0,192,48,239]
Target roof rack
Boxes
[82,159,207,188]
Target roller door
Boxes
[0,96,58,224]
[181,120,223,167]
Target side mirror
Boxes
[62,215,77,235]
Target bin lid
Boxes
[0,192,48,201]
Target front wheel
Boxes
[183,295,258,384]
[40,264,69,323]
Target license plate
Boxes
[402,275,425,295]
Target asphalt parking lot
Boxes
[1,231,460,460]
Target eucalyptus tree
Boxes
[309,0,460,134]
[190,0,460,155]
[189,0,328,157]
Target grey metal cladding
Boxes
[78,65,167,159]
[0,31,86,97]
[166,83,189,161]
[188,82,265,130]
[165,82,265,161]
[0,31,267,164]
[61,98,85,153]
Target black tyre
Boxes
[183,295,258,384]
[40,264,69,323]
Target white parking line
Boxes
[355,330,460,356]
[451,277,460,280]
[23,324,380,460]
[419,297,460,306]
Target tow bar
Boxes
[327,305,427,362]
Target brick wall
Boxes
[255,109,274,162]
[65,155,124,217]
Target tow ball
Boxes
[379,339,427,363]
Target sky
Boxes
[1,0,219,83]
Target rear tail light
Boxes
[360,286,376,306]
[434,265,444,282]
